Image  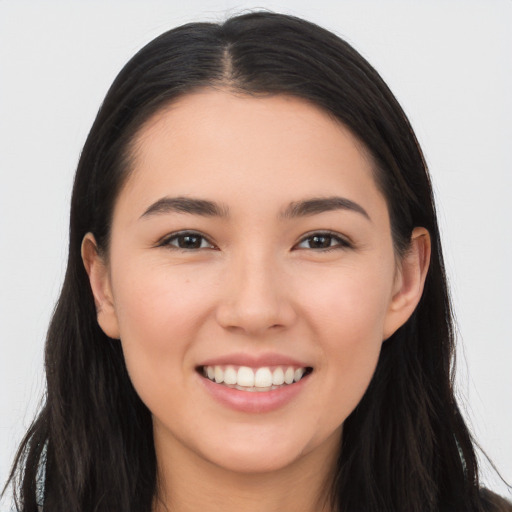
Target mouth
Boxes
[198,365,313,392]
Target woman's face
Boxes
[85,90,426,476]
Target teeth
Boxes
[272,367,285,385]
[202,364,309,390]
[224,366,237,385]
[237,366,255,387]
[214,366,224,384]
[254,367,273,387]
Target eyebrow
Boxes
[140,195,370,221]
[141,196,230,219]
[280,196,371,221]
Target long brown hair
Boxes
[4,11,511,511]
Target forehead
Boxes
[118,90,385,220]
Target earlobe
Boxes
[81,233,120,339]
[383,227,431,340]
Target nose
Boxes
[215,251,297,336]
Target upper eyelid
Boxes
[156,229,352,248]
[158,230,216,247]
[295,230,352,246]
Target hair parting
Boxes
[3,11,510,512]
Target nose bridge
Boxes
[216,245,295,334]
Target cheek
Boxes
[110,260,215,394]
[298,261,393,343]
[114,259,214,334]
[295,263,392,417]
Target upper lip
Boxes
[197,352,312,369]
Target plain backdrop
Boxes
[1,0,511,504]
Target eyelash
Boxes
[295,231,353,252]
[158,230,352,252]
[158,231,217,251]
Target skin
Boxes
[82,90,430,512]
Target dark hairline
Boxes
[106,86,400,258]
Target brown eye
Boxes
[161,232,215,250]
[296,232,351,251]
[307,235,334,249]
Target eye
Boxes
[159,231,216,250]
[295,231,352,251]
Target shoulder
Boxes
[479,488,512,512]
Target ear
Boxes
[81,233,120,339]
[383,227,431,340]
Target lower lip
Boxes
[199,373,311,413]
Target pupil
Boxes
[310,235,331,248]
[179,235,201,249]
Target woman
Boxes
[3,11,511,512]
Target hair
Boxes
[4,10,511,512]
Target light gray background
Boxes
[1,0,511,504]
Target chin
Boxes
[206,446,303,475]
[196,426,335,476]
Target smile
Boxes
[201,365,312,392]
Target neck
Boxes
[152,431,339,512]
